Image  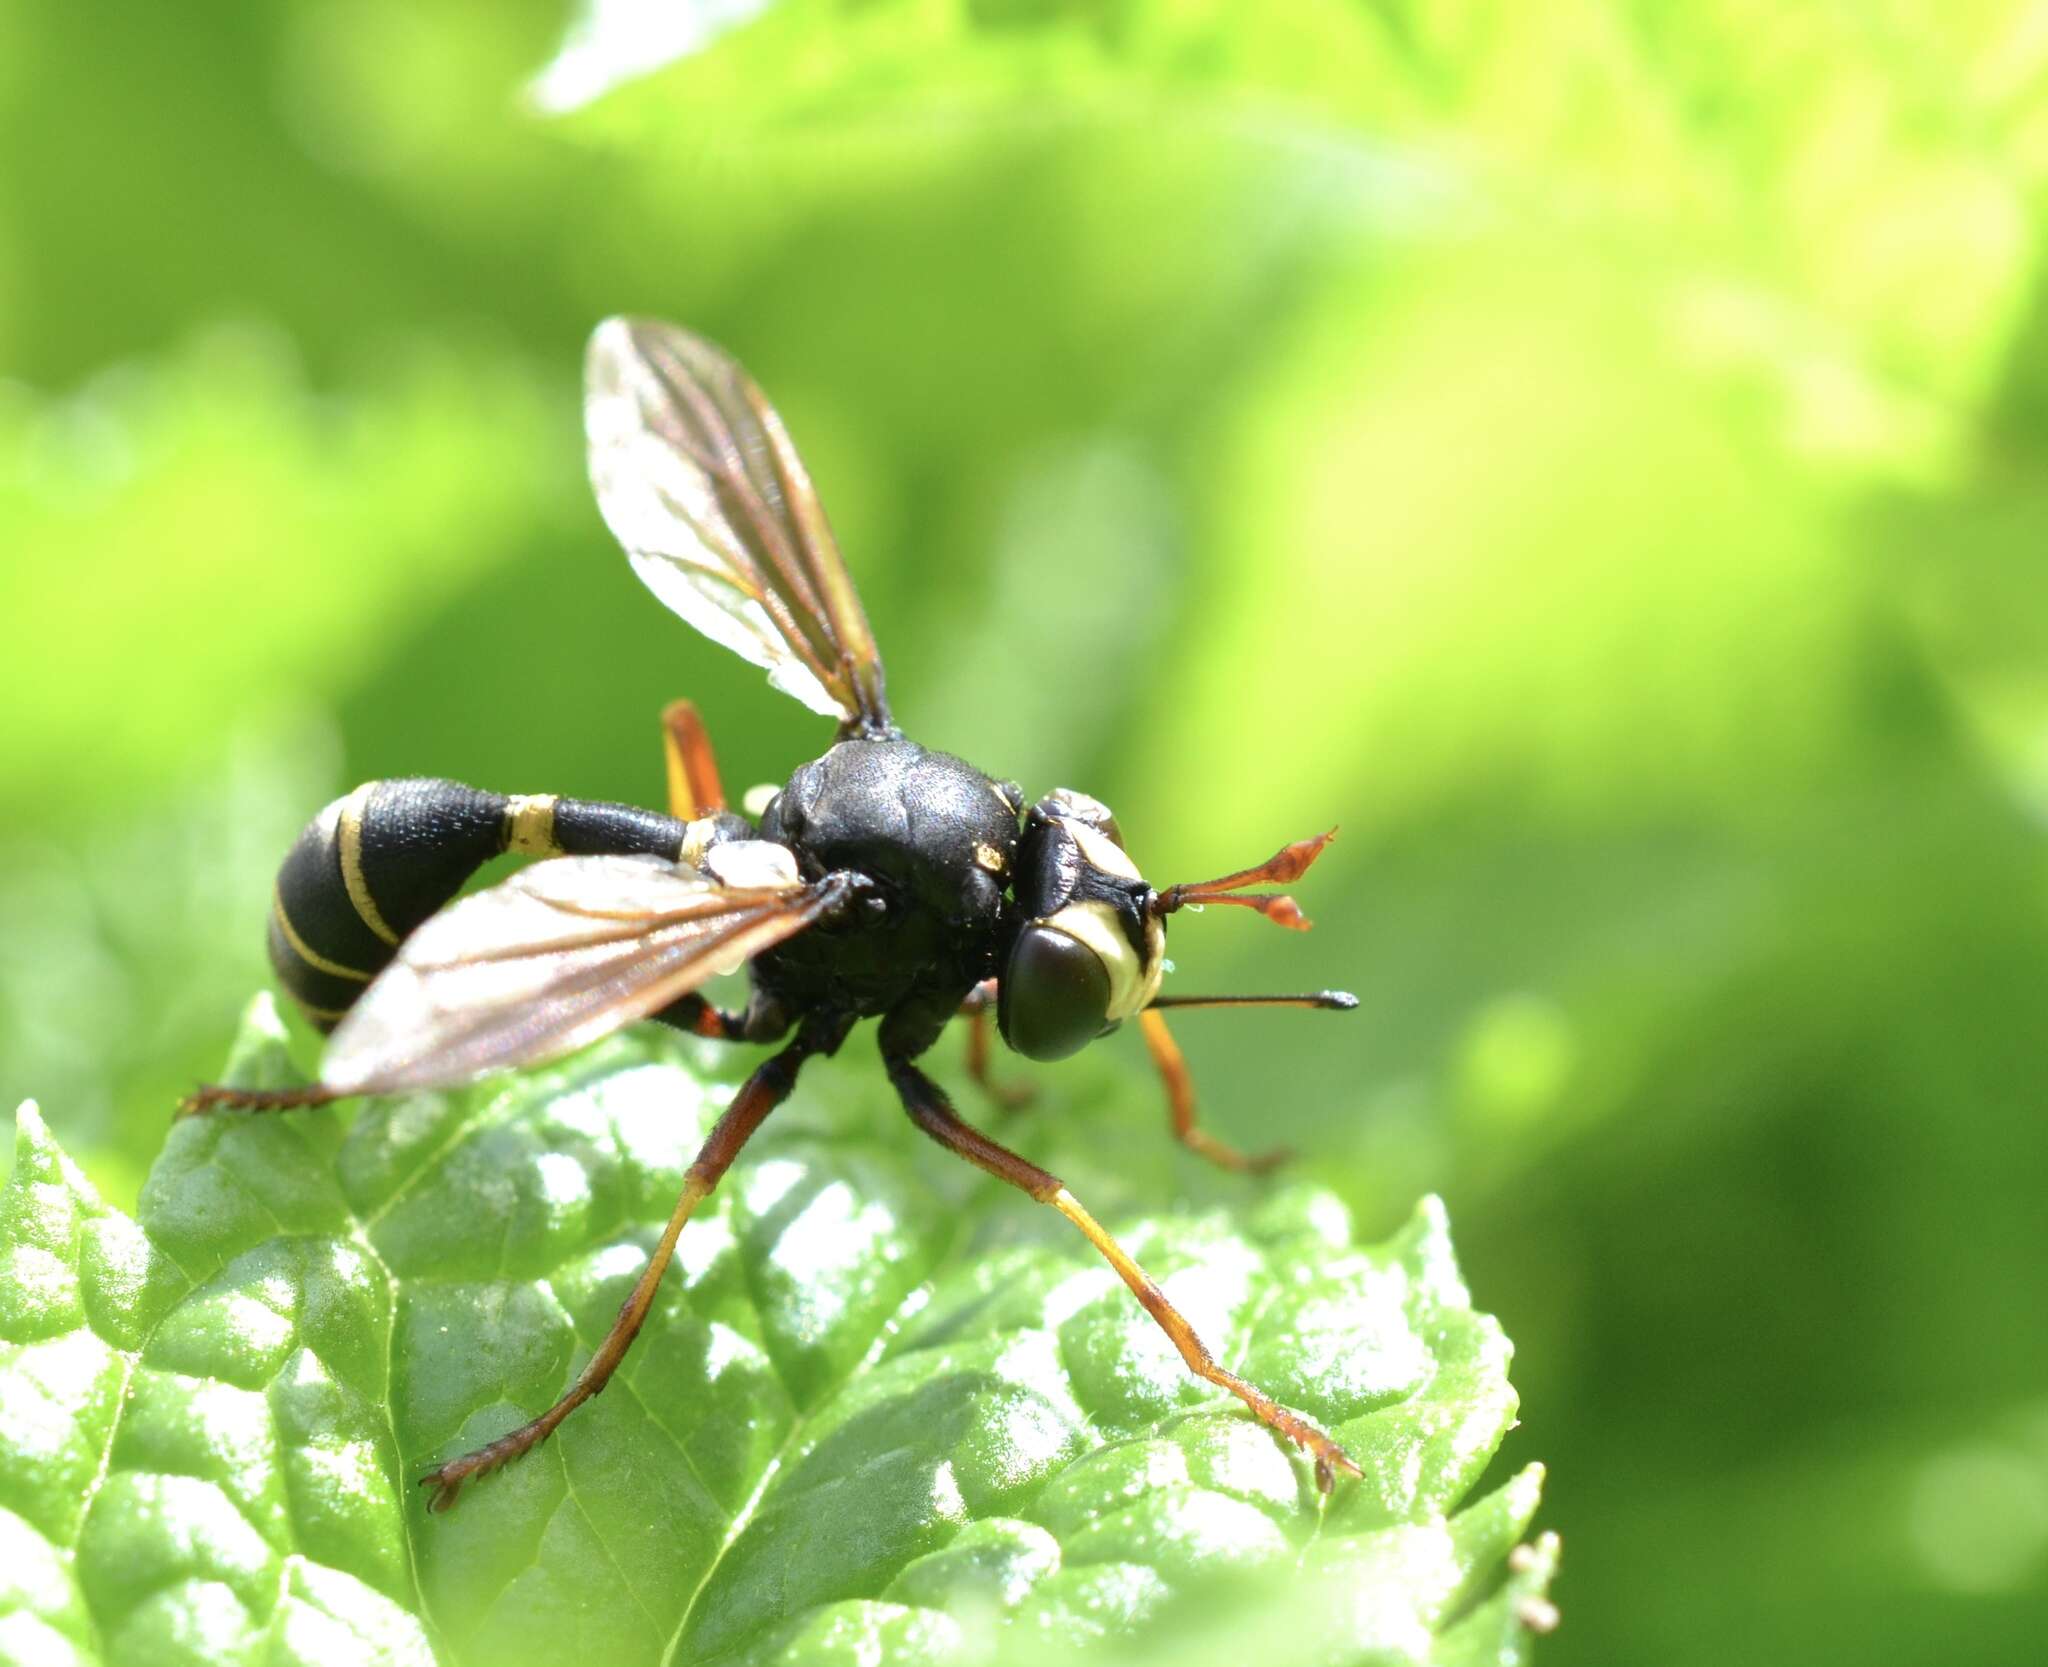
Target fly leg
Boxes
[1139,1010,1290,1174]
[420,1021,826,1510]
[662,698,727,819]
[177,1084,342,1119]
[882,1051,1359,1493]
[652,990,789,1045]
[957,979,1033,1112]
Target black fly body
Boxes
[185,319,1361,1507]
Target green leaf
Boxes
[567,0,2036,432]
[0,1056,435,1664]
[2,998,1552,1666]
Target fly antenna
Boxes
[1149,829,1337,932]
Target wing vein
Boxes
[585,317,892,730]
[324,857,854,1095]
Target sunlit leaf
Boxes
[0,999,1551,1665]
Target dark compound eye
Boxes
[999,924,1113,1062]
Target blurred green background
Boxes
[5,2,2047,1662]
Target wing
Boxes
[585,316,892,733]
[320,848,848,1096]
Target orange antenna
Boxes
[1150,829,1336,932]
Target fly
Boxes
[184,319,1362,1506]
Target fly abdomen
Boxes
[268,778,694,1032]
[269,780,508,1032]
[550,798,693,858]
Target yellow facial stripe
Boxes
[337,783,401,946]
[1066,820,1141,883]
[272,890,371,982]
[504,793,561,856]
[1043,899,1165,1023]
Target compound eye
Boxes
[999,924,1113,1062]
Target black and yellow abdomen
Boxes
[268,778,695,1032]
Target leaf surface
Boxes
[0,999,1552,1666]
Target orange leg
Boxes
[420,1030,816,1510]
[662,699,727,820]
[1140,1010,1290,1174]
[886,1054,1358,1493]
[177,1083,340,1119]
[958,979,1033,1112]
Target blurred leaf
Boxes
[0,722,343,1201]
[0,1000,1549,1666]
[0,325,565,816]
[562,0,2044,430]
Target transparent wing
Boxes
[585,316,891,732]
[321,849,843,1095]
